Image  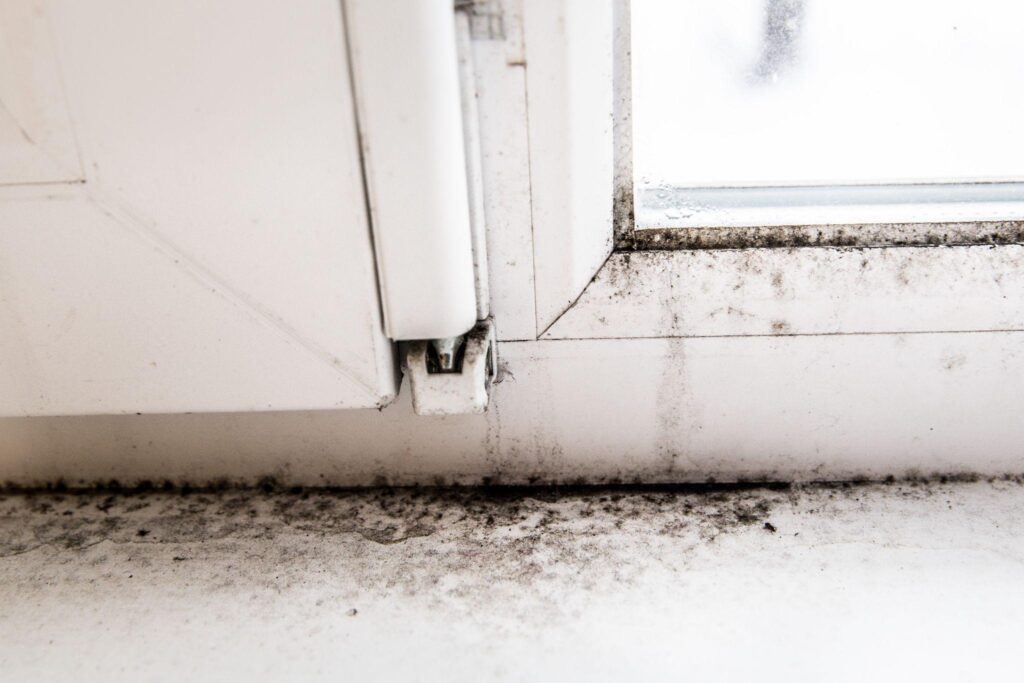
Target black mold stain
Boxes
[2,476,1020,562]
[617,221,1024,252]
[3,478,1022,614]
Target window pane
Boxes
[632,0,1024,226]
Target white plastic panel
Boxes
[346,0,478,341]
[0,1,81,185]
[5,333,1024,486]
[543,246,1024,340]
[523,0,615,334]
[0,0,397,416]
[470,0,538,342]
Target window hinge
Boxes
[404,318,497,416]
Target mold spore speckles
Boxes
[618,221,1024,251]
[0,485,800,617]
[2,479,1021,626]
[5,480,1024,679]
[0,485,789,558]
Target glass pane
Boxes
[632,0,1024,226]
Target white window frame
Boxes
[499,0,1024,342]
[0,0,399,416]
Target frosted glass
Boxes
[632,0,1024,190]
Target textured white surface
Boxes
[2,480,1023,681]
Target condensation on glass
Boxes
[631,0,1024,229]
